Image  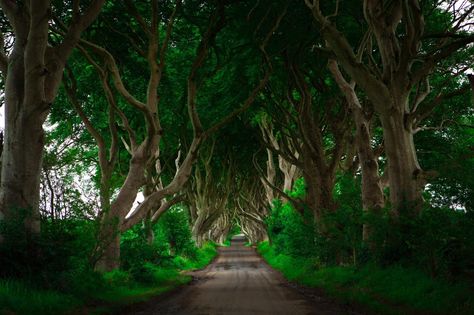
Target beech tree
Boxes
[256,60,352,230]
[56,0,283,270]
[0,0,105,238]
[328,60,384,241]
[305,0,474,214]
[187,142,234,246]
[236,176,268,243]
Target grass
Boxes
[172,242,218,270]
[0,279,80,315]
[90,270,192,315]
[0,242,218,315]
[258,241,474,315]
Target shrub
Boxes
[120,225,171,270]
[0,211,97,282]
[155,207,197,258]
[266,200,317,258]
[103,269,132,287]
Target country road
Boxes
[123,235,361,315]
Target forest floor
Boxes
[120,235,361,315]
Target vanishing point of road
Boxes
[123,235,361,315]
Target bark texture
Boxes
[0,0,105,237]
[328,60,384,241]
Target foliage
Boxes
[172,242,218,270]
[266,199,316,258]
[0,280,80,315]
[258,241,474,315]
[120,206,203,273]
[370,205,474,278]
[155,207,198,258]
[266,176,365,264]
[0,210,98,281]
[266,171,474,276]
[0,206,217,314]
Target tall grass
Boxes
[258,241,474,315]
[172,242,218,270]
[0,279,80,315]
[0,242,218,315]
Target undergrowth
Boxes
[0,206,218,315]
[0,242,217,315]
[258,241,474,315]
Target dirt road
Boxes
[125,236,360,315]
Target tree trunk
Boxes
[262,149,276,206]
[327,59,385,241]
[0,43,48,235]
[303,166,319,218]
[353,108,384,241]
[95,216,121,272]
[95,149,147,272]
[0,0,105,239]
[144,213,155,245]
[0,111,45,234]
[302,149,336,221]
[379,108,423,215]
[317,173,336,213]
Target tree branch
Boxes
[56,0,106,60]
[253,150,305,213]
[411,34,474,86]
[0,29,8,76]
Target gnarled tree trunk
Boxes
[0,0,105,238]
[306,0,473,215]
[328,60,384,240]
[379,109,423,213]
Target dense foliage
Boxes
[0,0,473,314]
[266,179,474,278]
[0,207,217,314]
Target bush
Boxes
[129,262,177,285]
[0,211,97,283]
[369,205,474,278]
[103,269,132,287]
[258,241,474,315]
[0,205,218,314]
[267,200,317,257]
[155,207,197,258]
[266,175,474,277]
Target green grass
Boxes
[0,242,218,315]
[91,270,192,315]
[0,280,80,315]
[172,242,218,270]
[258,241,474,315]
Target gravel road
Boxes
[123,235,361,315]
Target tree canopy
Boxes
[0,1,473,313]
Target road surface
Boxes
[124,235,359,315]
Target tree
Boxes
[305,0,474,214]
[328,60,384,241]
[0,0,105,238]
[57,0,282,270]
[187,142,234,246]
